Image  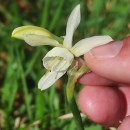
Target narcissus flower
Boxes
[12,5,113,90]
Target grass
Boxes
[0,0,130,130]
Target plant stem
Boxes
[66,65,89,130]
[66,75,84,130]
[41,0,51,27]
[16,48,32,120]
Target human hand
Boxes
[78,36,130,130]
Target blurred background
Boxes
[0,0,130,130]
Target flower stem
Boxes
[66,65,89,130]
[66,75,84,130]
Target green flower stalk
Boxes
[12,4,113,130]
[66,62,89,130]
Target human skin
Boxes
[78,36,130,130]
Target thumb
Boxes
[84,36,130,84]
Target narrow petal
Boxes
[43,47,74,72]
[63,4,80,48]
[24,34,61,47]
[71,36,113,57]
[38,71,66,90]
[12,26,52,40]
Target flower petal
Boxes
[12,25,52,40]
[38,71,66,90]
[63,4,81,48]
[71,36,113,57]
[24,34,61,47]
[43,47,74,72]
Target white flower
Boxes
[12,4,113,90]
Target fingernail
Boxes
[89,41,123,58]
